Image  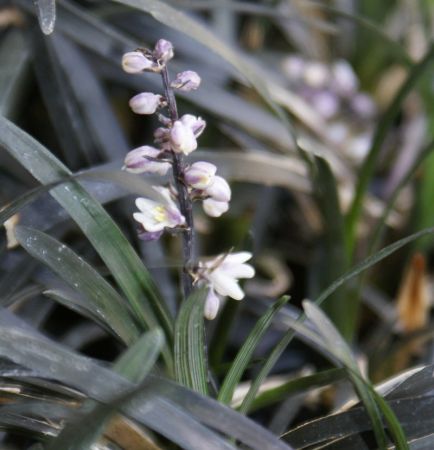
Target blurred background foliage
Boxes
[0,0,434,449]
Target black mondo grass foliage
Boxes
[0,0,434,449]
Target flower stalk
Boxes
[160,65,194,297]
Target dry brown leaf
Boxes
[396,252,430,333]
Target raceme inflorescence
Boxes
[122,39,254,319]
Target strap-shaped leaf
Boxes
[0,116,173,365]
[174,288,208,395]
[15,226,140,345]
[218,296,289,404]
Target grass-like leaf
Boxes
[247,368,346,412]
[174,288,208,395]
[35,0,56,35]
[345,44,434,256]
[48,329,164,450]
[239,226,434,415]
[0,116,174,365]
[302,301,408,450]
[218,296,289,405]
[15,225,140,345]
[311,156,349,337]
[0,320,292,450]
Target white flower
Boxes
[180,114,206,138]
[122,51,153,73]
[129,93,162,115]
[203,198,229,217]
[133,187,185,233]
[185,161,216,189]
[200,252,255,301]
[170,120,197,154]
[204,176,231,202]
[171,71,201,91]
[124,146,171,175]
[331,60,358,97]
[204,287,220,320]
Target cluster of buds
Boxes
[121,39,254,319]
[282,55,377,161]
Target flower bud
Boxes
[312,90,339,119]
[170,120,197,154]
[303,61,329,88]
[180,114,206,138]
[122,51,153,73]
[204,287,220,320]
[332,60,358,97]
[124,146,171,175]
[204,176,231,202]
[185,161,217,189]
[129,93,163,115]
[154,39,174,64]
[171,71,201,91]
[203,198,229,217]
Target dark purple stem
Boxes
[161,66,194,298]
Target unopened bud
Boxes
[204,176,231,202]
[154,39,174,64]
[129,93,163,115]
[185,161,216,189]
[203,198,229,217]
[124,146,171,175]
[170,120,197,155]
[204,287,220,320]
[171,71,201,91]
[180,114,206,138]
[122,51,153,73]
[332,60,358,97]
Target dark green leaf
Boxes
[174,288,208,395]
[218,296,289,404]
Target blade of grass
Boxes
[311,156,350,337]
[218,296,289,405]
[246,368,346,412]
[345,45,434,257]
[0,116,173,367]
[174,288,208,395]
[15,226,140,345]
[368,138,434,255]
[48,329,164,450]
[35,0,56,34]
[239,226,434,415]
[302,301,408,450]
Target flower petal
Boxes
[208,270,245,300]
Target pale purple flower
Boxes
[312,90,339,119]
[303,61,329,88]
[331,60,358,97]
[351,93,376,119]
[185,161,217,189]
[133,187,185,233]
[204,287,220,320]
[170,120,197,154]
[124,146,171,175]
[203,198,229,218]
[204,176,231,202]
[200,252,255,301]
[129,93,163,115]
[122,51,153,74]
[282,55,305,81]
[171,71,201,91]
[180,114,206,138]
[154,39,174,64]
